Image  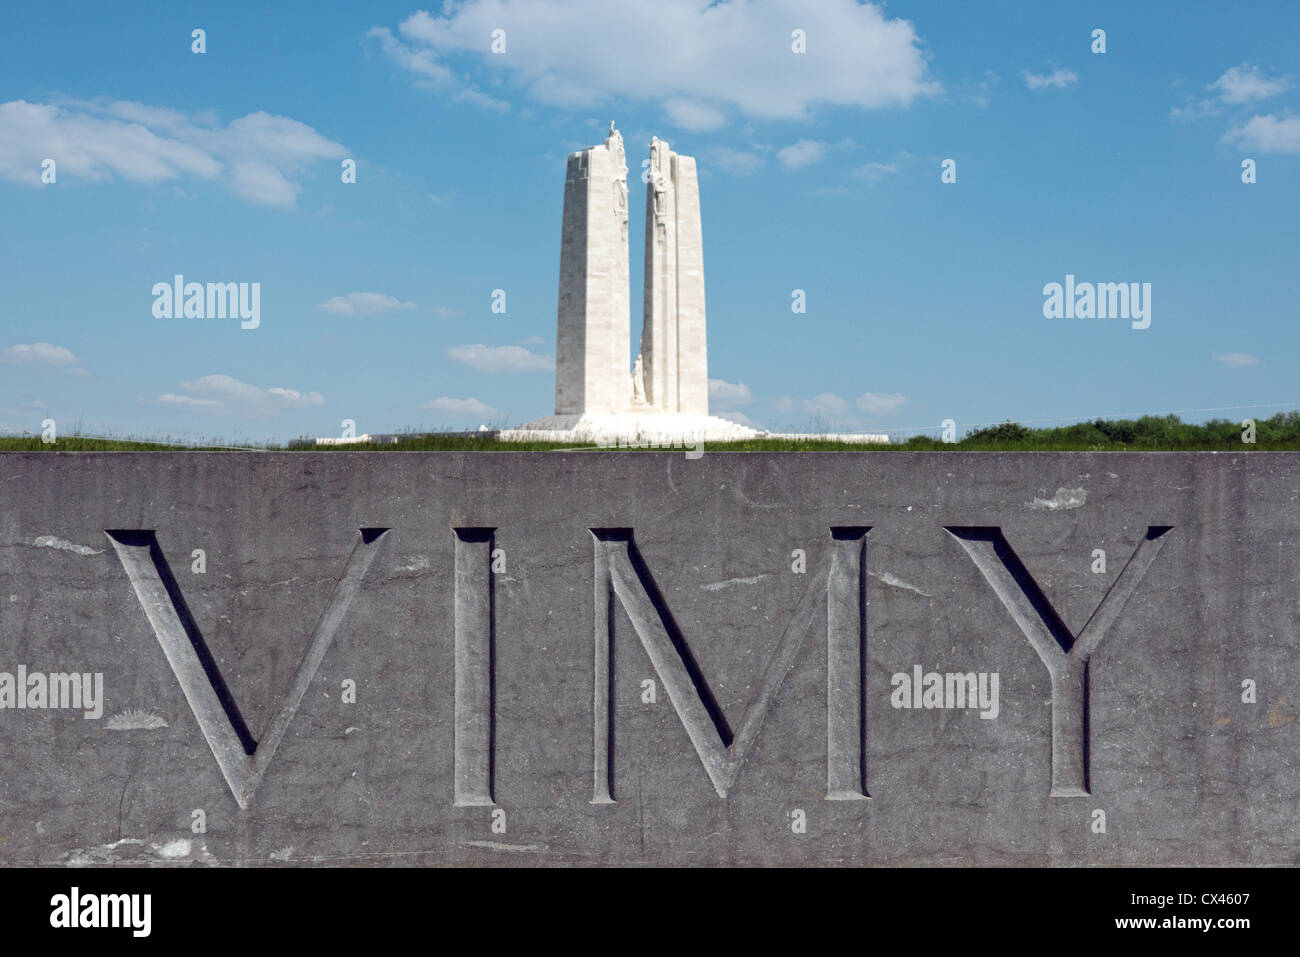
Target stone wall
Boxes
[1,452,1296,865]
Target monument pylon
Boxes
[507,123,886,446]
[554,121,631,415]
[640,136,708,415]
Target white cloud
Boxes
[803,393,850,415]
[1224,114,1300,153]
[851,161,897,183]
[1212,352,1261,368]
[855,392,906,415]
[449,343,554,372]
[799,393,861,428]
[367,24,509,111]
[366,25,455,84]
[229,161,296,207]
[962,70,1000,109]
[710,147,764,175]
[420,396,498,417]
[0,99,345,208]
[372,1,939,126]
[454,86,511,112]
[2,342,80,367]
[777,139,827,171]
[1212,64,1292,104]
[159,374,324,417]
[1169,98,1223,122]
[157,394,223,410]
[1023,69,1078,91]
[664,98,727,132]
[317,292,418,315]
[708,378,753,409]
[1172,63,1293,121]
[432,306,463,318]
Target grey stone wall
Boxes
[0,452,1296,866]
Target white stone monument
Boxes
[553,122,631,416]
[506,124,887,447]
[640,135,708,416]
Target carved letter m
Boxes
[591,527,870,803]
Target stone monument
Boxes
[554,122,631,416]
[639,135,708,416]
[507,124,886,446]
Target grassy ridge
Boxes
[0,434,594,452]
[2,412,1298,452]
[721,412,1300,451]
[0,436,235,451]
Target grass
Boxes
[0,433,594,452]
[0,435,242,451]
[2,412,1298,452]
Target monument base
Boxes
[504,412,757,446]
[502,412,889,446]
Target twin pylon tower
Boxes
[554,123,709,417]
[508,123,885,445]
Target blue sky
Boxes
[1,0,1297,442]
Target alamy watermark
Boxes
[1043,274,1150,329]
[890,665,1000,719]
[597,433,705,459]
[0,666,104,718]
[50,887,150,937]
[152,274,260,329]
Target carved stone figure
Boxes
[631,354,646,406]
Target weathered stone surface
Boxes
[0,451,1297,866]
[555,125,631,415]
[642,136,707,415]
